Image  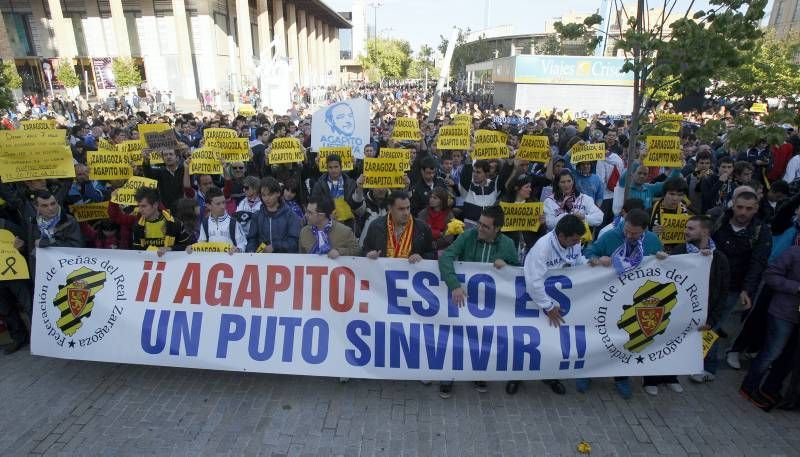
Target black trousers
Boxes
[643,375,679,386]
[731,286,772,354]
[0,280,31,344]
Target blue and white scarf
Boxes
[611,236,644,275]
[686,238,716,254]
[328,177,344,199]
[37,210,61,241]
[310,219,334,255]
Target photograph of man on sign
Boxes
[325,103,356,137]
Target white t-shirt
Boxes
[523,231,587,312]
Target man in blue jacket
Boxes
[246,177,301,253]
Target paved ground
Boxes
[0,349,798,457]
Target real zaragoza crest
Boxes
[617,280,677,352]
[53,267,106,336]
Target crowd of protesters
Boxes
[1,82,799,411]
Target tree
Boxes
[112,57,143,90]
[552,13,604,55]
[438,28,498,80]
[711,31,800,103]
[0,64,16,111]
[536,35,563,56]
[360,37,413,80]
[696,109,800,152]
[408,44,440,79]
[56,62,80,89]
[2,62,22,90]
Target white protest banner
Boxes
[32,249,707,380]
[311,98,371,160]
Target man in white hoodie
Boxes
[505,215,587,396]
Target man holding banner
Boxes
[311,154,361,229]
[362,191,434,262]
[245,177,301,254]
[437,206,518,398]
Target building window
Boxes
[214,12,229,56]
[4,13,34,56]
[773,1,784,26]
[339,28,352,60]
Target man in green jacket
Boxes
[436,205,518,399]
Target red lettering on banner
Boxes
[234,265,262,308]
[292,265,304,310]
[265,265,291,308]
[173,263,201,304]
[306,266,328,311]
[207,263,233,306]
[329,267,355,312]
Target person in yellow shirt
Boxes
[311,154,362,230]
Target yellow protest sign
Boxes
[499,202,544,232]
[452,114,472,126]
[659,213,689,245]
[190,158,223,175]
[0,229,28,280]
[363,158,407,188]
[318,146,354,171]
[391,117,422,141]
[472,143,509,160]
[98,138,116,151]
[436,125,471,150]
[138,123,171,136]
[69,201,110,222]
[87,151,133,180]
[576,119,588,132]
[644,136,683,168]
[378,148,412,171]
[657,113,683,133]
[144,130,179,150]
[205,138,250,162]
[0,129,66,152]
[203,128,238,140]
[239,104,256,116]
[117,139,143,156]
[475,129,508,146]
[21,119,56,130]
[191,147,221,161]
[268,137,305,164]
[750,103,767,114]
[517,135,551,163]
[111,176,158,205]
[191,242,232,252]
[702,330,719,357]
[570,143,606,163]
[0,146,75,182]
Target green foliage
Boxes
[712,31,800,102]
[552,13,604,55]
[695,109,798,152]
[408,44,440,79]
[536,35,563,55]
[112,57,143,89]
[0,63,16,110]
[55,62,80,88]
[360,38,413,80]
[2,62,22,90]
[438,28,500,78]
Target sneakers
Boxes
[439,383,453,399]
[505,381,520,395]
[644,385,659,396]
[544,380,566,395]
[726,351,741,370]
[739,386,771,410]
[419,380,432,385]
[473,381,488,393]
[689,371,716,383]
[667,382,684,393]
[615,379,632,399]
[576,378,591,393]
[338,377,350,383]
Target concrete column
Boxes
[171,0,198,102]
[296,9,309,87]
[235,0,254,85]
[332,27,340,85]
[46,0,78,58]
[195,0,217,94]
[83,1,107,57]
[29,0,55,57]
[109,0,131,57]
[326,25,335,83]
[0,7,15,61]
[315,18,324,84]
[272,0,286,58]
[307,14,316,86]
[285,2,300,86]
[256,0,271,60]
[321,24,330,84]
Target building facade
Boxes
[0,0,349,105]
[768,0,800,38]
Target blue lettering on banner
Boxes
[514,276,539,317]
[423,324,449,370]
[512,326,541,370]
[248,315,277,361]
[467,274,496,318]
[279,317,302,362]
[386,270,411,315]
[448,273,467,317]
[390,322,420,368]
[217,314,246,358]
[301,318,329,364]
[452,326,464,370]
[467,326,493,370]
[169,311,202,356]
[496,326,509,370]
[545,275,572,315]
[411,272,440,316]
[345,320,371,366]
[141,309,169,354]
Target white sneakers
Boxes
[689,371,716,383]
[644,385,659,396]
[644,383,683,396]
[726,351,741,370]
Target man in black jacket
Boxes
[410,156,446,217]
[33,190,83,250]
[711,191,771,376]
[669,215,731,383]
[143,148,186,212]
[311,154,361,229]
[363,190,434,261]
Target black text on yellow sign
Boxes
[516,135,551,162]
[658,213,689,245]
[378,148,412,171]
[21,119,56,130]
[87,151,133,180]
[318,146,354,171]
[69,201,110,222]
[436,126,471,150]
[472,143,509,161]
[0,146,75,182]
[0,129,66,152]
[570,143,606,163]
[499,202,544,232]
[269,138,304,164]
[644,136,683,168]
[475,129,508,146]
[363,158,406,188]
[206,138,250,162]
[203,128,238,140]
[110,177,158,205]
[391,117,422,141]
[363,175,407,189]
[190,159,223,175]
[656,113,683,133]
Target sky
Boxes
[325,0,773,54]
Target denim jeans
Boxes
[705,292,741,374]
[741,315,797,393]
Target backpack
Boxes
[201,216,238,245]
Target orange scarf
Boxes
[386,214,414,258]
